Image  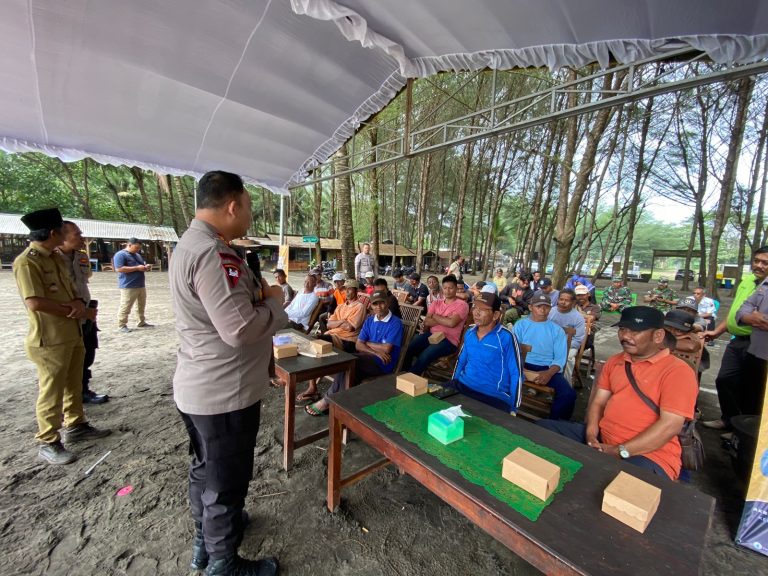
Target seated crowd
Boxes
[276,264,720,482]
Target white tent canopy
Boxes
[1,0,767,194]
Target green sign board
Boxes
[302,235,319,243]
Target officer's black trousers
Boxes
[82,320,99,393]
[179,401,261,560]
[715,337,750,425]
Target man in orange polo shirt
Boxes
[322,280,367,352]
[538,306,697,480]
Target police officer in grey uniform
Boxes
[170,171,287,576]
[57,221,108,404]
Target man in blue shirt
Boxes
[305,290,403,416]
[113,237,152,333]
[514,294,576,420]
[448,293,523,414]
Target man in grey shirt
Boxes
[736,272,768,413]
[354,242,375,284]
[547,288,585,384]
[170,171,286,576]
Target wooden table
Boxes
[327,375,715,576]
[274,331,356,471]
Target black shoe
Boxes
[38,441,77,465]
[204,554,278,576]
[191,522,208,571]
[191,511,250,571]
[61,423,112,443]
[83,390,109,404]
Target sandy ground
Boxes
[0,271,764,575]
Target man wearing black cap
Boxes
[14,208,111,465]
[513,293,576,420]
[407,272,429,314]
[447,293,523,414]
[538,306,698,481]
[113,237,152,332]
[664,309,704,372]
[536,278,559,307]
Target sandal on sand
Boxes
[295,391,319,405]
[304,403,328,417]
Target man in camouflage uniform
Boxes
[600,276,632,312]
[13,208,110,466]
[644,277,677,311]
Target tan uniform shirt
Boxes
[13,242,82,347]
[170,219,288,415]
[58,249,92,303]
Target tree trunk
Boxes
[334,144,356,276]
[450,142,474,257]
[415,154,432,274]
[552,70,623,287]
[706,76,754,297]
[313,178,322,263]
[130,166,158,225]
[369,127,380,273]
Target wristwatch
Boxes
[618,445,630,459]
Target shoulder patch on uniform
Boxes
[222,262,242,288]
[218,252,243,264]
[29,249,39,256]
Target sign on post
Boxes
[302,235,319,243]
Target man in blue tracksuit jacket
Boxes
[447,292,523,414]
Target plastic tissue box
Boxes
[427,406,470,445]
[273,334,293,346]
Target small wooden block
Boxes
[310,339,333,355]
[502,447,561,501]
[428,331,445,345]
[602,471,661,533]
[273,344,298,359]
[396,373,428,396]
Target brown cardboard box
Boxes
[602,471,661,533]
[396,373,428,396]
[273,344,298,359]
[428,331,445,345]
[310,339,333,355]
[501,448,561,501]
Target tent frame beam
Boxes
[290,48,768,189]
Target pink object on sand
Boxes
[116,485,134,497]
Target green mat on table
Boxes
[363,393,582,521]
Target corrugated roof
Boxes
[0,213,179,242]
[360,242,415,257]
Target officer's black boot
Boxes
[193,511,249,571]
[190,522,208,571]
[203,554,278,576]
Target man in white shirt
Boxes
[285,275,320,331]
[692,287,717,331]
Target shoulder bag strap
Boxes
[624,361,660,416]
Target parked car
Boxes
[675,269,695,281]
